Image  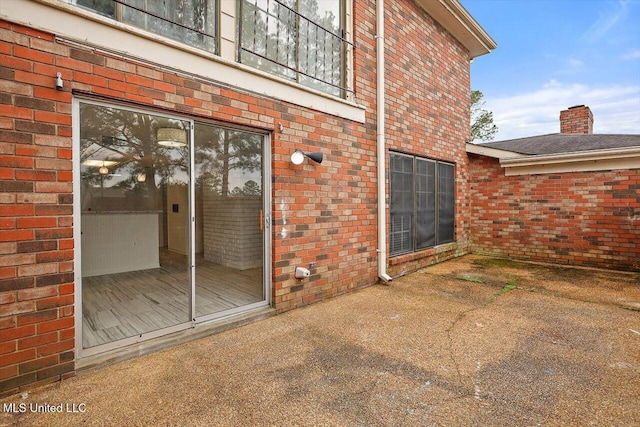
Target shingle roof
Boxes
[478,133,640,156]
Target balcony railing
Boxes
[238,0,353,98]
[70,0,352,97]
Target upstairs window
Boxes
[238,0,351,98]
[69,0,217,52]
[389,152,455,256]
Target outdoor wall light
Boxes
[294,267,311,279]
[55,72,63,90]
[291,149,323,165]
[136,173,146,182]
[157,127,187,147]
[98,163,109,175]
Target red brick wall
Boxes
[2,16,376,394]
[0,22,76,398]
[273,0,379,309]
[384,0,472,275]
[560,105,593,134]
[0,0,474,395]
[469,154,640,271]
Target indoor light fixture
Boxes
[157,127,187,147]
[137,173,146,182]
[83,159,116,175]
[82,159,118,168]
[291,149,323,165]
[98,162,109,175]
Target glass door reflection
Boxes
[79,102,191,348]
[194,124,265,318]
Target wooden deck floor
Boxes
[82,250,263,348]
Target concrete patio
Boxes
[1,255,639,426]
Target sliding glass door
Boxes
[194,125,265,318]
[77,100,268,352]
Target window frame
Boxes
[68,0,219,54]
[389,152,456,257]
[72,96,273,358]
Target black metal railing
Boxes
[238,0,353,97]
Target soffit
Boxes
[468,143,640,176]
[415,0,496,58]
[466,143,520,159]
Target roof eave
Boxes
[416,0,497,59]
[466,142,521,159]
[471,145,640,176]
[500,146,640,167]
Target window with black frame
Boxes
[389,152,455,256]
[238,0,350,98]
[69,0,217,52]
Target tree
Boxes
[79,104,190,211]
[194,127,262,197]
[470,90,498,142]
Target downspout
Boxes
[376,0,392,283]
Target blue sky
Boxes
[461,0,640,141]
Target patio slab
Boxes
[1,255,639,426]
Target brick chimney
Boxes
[560,105,593,134]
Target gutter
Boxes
[500,146,640,176]
[468,143,640,176]
[376,0,392,284]
[499,146,640,167]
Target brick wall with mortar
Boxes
[0,21,77,398]
[469,154,640,271]
[202,194,262,270]
[560,105,593,135]
[384,0,472,276]
[0,0,474,395]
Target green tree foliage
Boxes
[470,90,498,142]
[194,127,262,197]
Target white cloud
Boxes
[620,49,640,60]
[583,0,630,42]
[567,58,584,67]
[484,80,640,140]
